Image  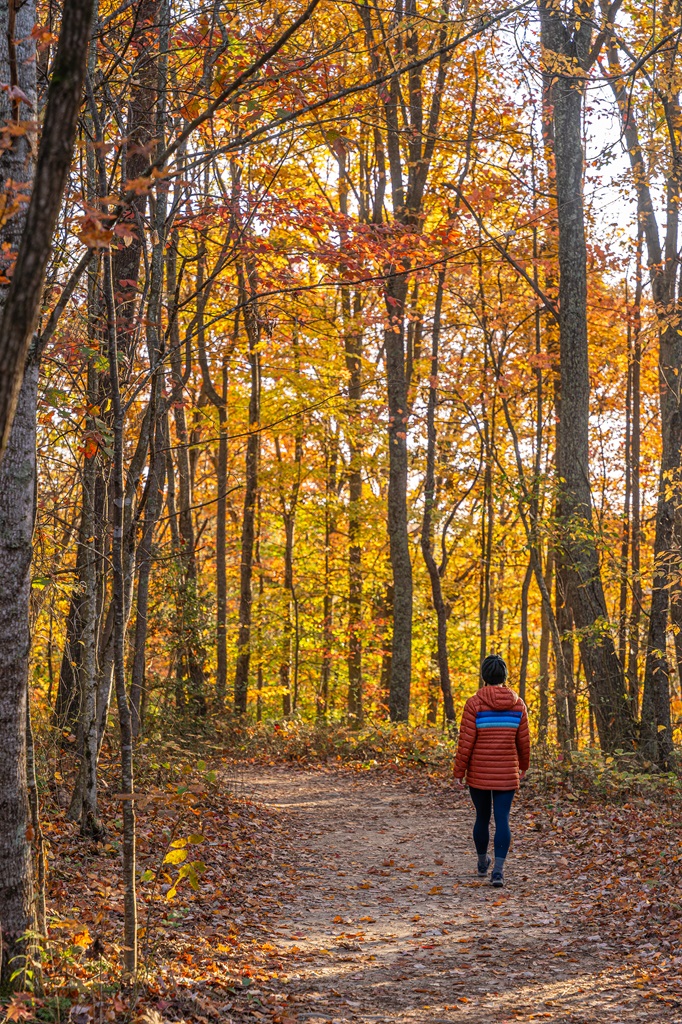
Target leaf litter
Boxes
[23,756,682,1024]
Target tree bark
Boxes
[167,237,206,714]
[602,12,678,763]
[103,250,137,975]
[0,361,38,986]
[420,269,455,721]
[130,417,166,736]
[0,0,95,455]
[538,548,554,743]
[320,432,337,720]
[385,269,412,720]
[233,263,261,714]
[518,557,532,703]
[539,0,635,752]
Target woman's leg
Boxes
[491,789,515,864]
[469,787,492,855]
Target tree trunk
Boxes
[215,401,228,704]
[130,418,166,737]
[167,238,206,715]
[0,0,94,455]
[234,264,261,714]
[68,356,104,838]
[539,1,635,752]
[420,269,455,721]
[518,557,532,703]
[538,548,554,743]
[628,231,643,709]
[554,558,573,749]
[0,361,38,986]
[345,309,363,723]
[104,251,137,975]
[385,271,412,721]
[320,434,337,721]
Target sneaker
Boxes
[490,870,504,888]
[477,855,491,877]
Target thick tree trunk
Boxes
[540,1,635,752]
[0,362,38,986]
[602,4,676,760]
[0,0,94,454]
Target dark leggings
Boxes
[469,787,515,859]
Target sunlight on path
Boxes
[238,768,662,1024]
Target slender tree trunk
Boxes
[69,358,104,837]
[321,435,337,720]
[479,427,493,668]
[25,698,45,941]
[379,583,393,705]
[618,320,632,668]
[385,271,412,720]
[234,264,260,714]
[538,548,554,743]
[130,419,166,736]
[420,270,455,721]
[555,560,573,749]
[345,310,363,723]
[280,515,294,717]
[167,239,206,714]
[628,232,643,708]
[337,150,364,722]
[104,251,137,975]
[519,557,532,703]
[215,401,228,704]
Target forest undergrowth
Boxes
[8,723,681,1024]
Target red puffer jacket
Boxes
[453,685,530,791]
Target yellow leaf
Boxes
[72,928,91,949]
[164,848,187,865]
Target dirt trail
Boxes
[234,766,663,1024]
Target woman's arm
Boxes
[453,699,477,780]
[516,702,530,773]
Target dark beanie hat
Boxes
[481,653,508,686]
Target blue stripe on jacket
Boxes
[475,710,521,729]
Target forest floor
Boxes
[226,766,678,1024]
[41,760,682,1024]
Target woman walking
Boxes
[453,654,530,888]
